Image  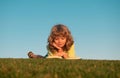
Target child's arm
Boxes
[55,52,68,58]
[53,43,68,58]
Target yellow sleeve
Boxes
[47,48,54,56]
[44,45,53,57]
[68,44,76,58]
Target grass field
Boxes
[0,58,120,78]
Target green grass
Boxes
[0,58,120,78]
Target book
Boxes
[46,56,62,59]
[66,57,80,60]
[46,56,80,59]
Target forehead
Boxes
[54,36,66,39]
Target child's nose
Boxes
[58,39,62,43]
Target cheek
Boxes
[54,40,58,43]
[63,40,67,44]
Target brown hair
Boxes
[47,24,74,53]
[28,51,33,58]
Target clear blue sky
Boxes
[0,0,120,60]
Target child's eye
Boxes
[55,38,59,40]
[54,37,66,40]
[55,37,60,40]
[61,38,65,40]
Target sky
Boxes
[0,0,120,60]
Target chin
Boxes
[58,45,64,48]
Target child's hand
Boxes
[53,42,68,58]
[56,52,68,59]
[53,43,61,50]
[53,43,63,53]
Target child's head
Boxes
[28,51,35,58]
[48,24,74,52]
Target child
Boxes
[28,24,79,59]
[45,24,77,59]
[28,51,44,58]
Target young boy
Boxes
[28,51,44,58]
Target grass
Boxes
[0,58,120,78]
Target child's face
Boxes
[54,36,66,48]
[29,53,36,58]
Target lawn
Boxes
[0,58,120,78]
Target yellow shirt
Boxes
[46,44,76,58]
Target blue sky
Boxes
[0,0,120,60]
